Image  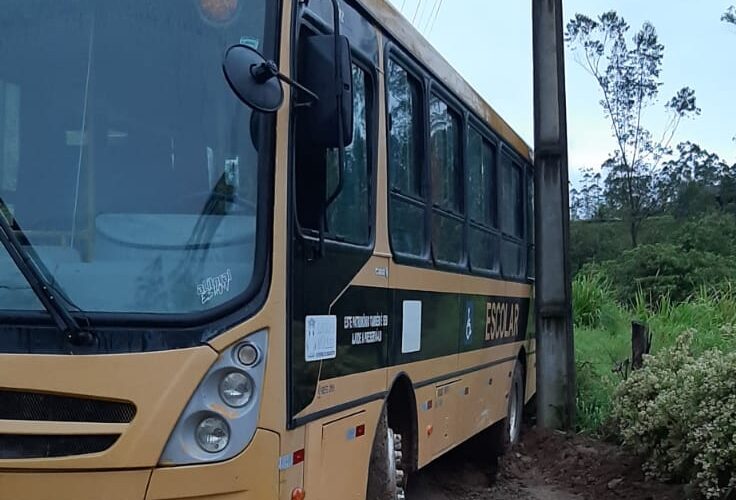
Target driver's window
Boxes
[295,59,372,246]
[325,65,371,245]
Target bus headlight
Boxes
[159,330,268,466]
[237,344,259,366]
[196,416,230,453]
[219,372,253,407]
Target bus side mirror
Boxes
[299,35,354,148]
[223,44,285,113]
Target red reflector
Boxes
[356,424,365,437]
[293,449,305,465]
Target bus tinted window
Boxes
[501,155,524,239]
[326,65,371,245]
[430,95,463,265]
[387,59,426,257]
[387,61,422,198]
[467,128,496,227]
[527,167,535,278]
[467,127,499,273]
[429,96,462,213]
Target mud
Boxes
[407,427,685,500]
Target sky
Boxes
[386,0,736,184]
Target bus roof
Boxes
[356,0,534,162]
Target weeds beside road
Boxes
[574,272,736,498]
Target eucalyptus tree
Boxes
[566,12,700,246]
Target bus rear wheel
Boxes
[492,361,525,455]
[366,407,406,500]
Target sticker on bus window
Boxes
[197,269,232,305]
[305,315,337,362]
[401,301,422,353]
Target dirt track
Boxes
[407,426,685,500]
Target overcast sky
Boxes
[386,0,736,183]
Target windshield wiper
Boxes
[0,203,93,346]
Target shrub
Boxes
[571,220,629,273]
[675,212,736,257]
[612,332,736,498]
[599,244,736,306]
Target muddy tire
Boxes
[491,361,525,455]
[366,407,406,500]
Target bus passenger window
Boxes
[429,95,463,265]
[527,168,535,278]
[467,128,495,226]
[501,156,524,239]
[467,127,499,273]
[387,60,425,257]
[500,154,525,278]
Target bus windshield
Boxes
[0,0,272,315]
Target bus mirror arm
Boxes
[251,60,321,105]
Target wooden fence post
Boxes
[631,321,651,370]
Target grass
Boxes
[573,274,736,434]
[575,317,629,433]
[635,286,736,354]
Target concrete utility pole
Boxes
[532,0,576,430]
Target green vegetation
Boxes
[575,273,736,433]
[572,214,736,437]
[564,8,736,496]
[613,334,736,498]
[574,274,736,497]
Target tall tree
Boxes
[658,142,731,217]
[724,6,736,26]
[571,168,605,220]
[566,12,700,246]
[723,5,734,142]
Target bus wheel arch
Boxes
[517,347,527,391]
[385,373,418,474]
[366,373,417,500]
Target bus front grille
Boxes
[0,390,136,423]
[0,434,120,459]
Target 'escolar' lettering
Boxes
[485,301,520,341]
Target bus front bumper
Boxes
[0,430,280,500]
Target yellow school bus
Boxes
[0,1,535,499]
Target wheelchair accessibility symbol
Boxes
[465,302,474,344]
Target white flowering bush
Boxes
[612,331,736,499]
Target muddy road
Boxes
[406,427,685,500]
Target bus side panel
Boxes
[457,363,509,443]
[303,402,383,500]
[430,379,461,457]
[413,352,520,469]
[387,284,529,469]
